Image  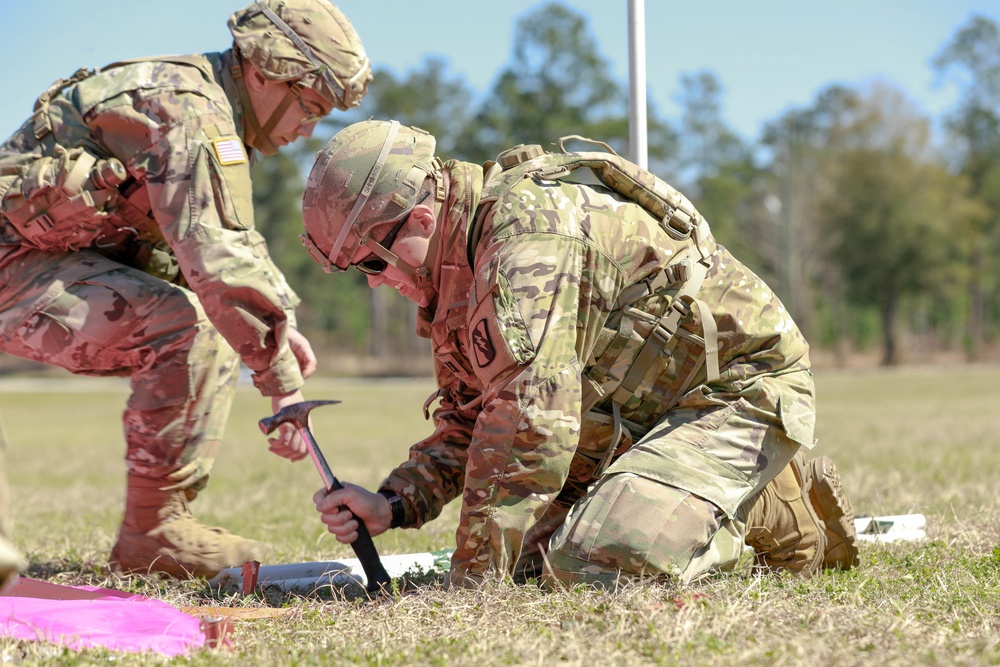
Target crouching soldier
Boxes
[0,1,371,578]
[301,120,859,586]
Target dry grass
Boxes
[2,366,1000,666]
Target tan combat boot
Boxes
[109,475,263,579]
[744,453,859,575]
[807,456,861,570]
[744,454,825,574]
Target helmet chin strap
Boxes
[361,214,440,306]
[415,222,440,306]
[230,60,296,156]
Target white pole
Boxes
[627,0,648,168]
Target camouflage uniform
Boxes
[0,51,304,474]
[377,167,814,585]
[302,121,856,587]
[0,0,369,577]
[1,51,299,477]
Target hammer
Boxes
[258,399,392,593]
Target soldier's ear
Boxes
[409,203,437,237]
[243,61,269,93]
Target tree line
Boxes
[254,4,1000,370]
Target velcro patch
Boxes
[212,137,248,166]
[472,319,496,367]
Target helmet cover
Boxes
[229,0,372,109]
[301,120,438,272]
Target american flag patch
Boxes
[213,137,248,166]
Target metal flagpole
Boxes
[628,0,648,168]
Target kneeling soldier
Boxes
[301,121,859,586]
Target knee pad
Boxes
[547,473,744,584]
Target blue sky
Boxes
[0,1,997,144]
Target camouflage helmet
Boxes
[229,0,371,110]
[301,120,440,272]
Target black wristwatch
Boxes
[377,488,406,529]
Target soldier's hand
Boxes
[313,483,392,543]
[267,390,309,461]
[287,328,318,379]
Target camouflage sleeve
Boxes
[379,353,478,528]
[95,98,302,395]
[449,205,619,581]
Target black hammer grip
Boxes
[297,427,391,592]
[323,475,392,592]
[258,403,391,593]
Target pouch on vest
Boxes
[91,185,183,285]
[472,137,723,470]
[1,146,126,252]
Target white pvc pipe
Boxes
[210,551,446,591]
[209,514,931,593]
[628,0,648,168]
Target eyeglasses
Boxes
[287,83,326,125]
[353,191,432,276]
[355,215,408,275]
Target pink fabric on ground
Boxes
[0,578,210,656]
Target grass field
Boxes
[2,365,999,665]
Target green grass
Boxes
[2,366,1000,665]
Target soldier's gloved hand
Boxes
[287,328,317,379]
[267,389,310,461]
[313,483,392,543]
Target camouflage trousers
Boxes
[0,247,241,491]
[543,371,815,586]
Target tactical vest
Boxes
[471,137,721,477]
[1,55,218,284]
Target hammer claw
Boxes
[258,399,341,435]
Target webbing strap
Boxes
[689,297,720,382]
[258,92,296,142]
[594,402,625,477]
[229,61,279,156]
[580,375,607,416]
[61,151,97,194]
[115,194,160,239]
[610,259,711,406]
[579,253,702,416]
[326,120,399,267]
[32,68,96,141]
[253,1,346,103]
[590,258,714,469]
[32,56,216,143]
[588,315,638,393]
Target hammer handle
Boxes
[299,428,392,592]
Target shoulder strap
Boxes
[101,54,215,79]
[32,55,215,143]
[32,67,97,141]
[482,140,716,253]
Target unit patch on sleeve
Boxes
[212,137,248,165]
[472,319,496,368]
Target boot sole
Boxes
[788,454,826,574]
[808,456,860,570]
[110,528,264,579]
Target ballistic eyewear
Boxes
[354,191,431,276]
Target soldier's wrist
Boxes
[377,488,406,529]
